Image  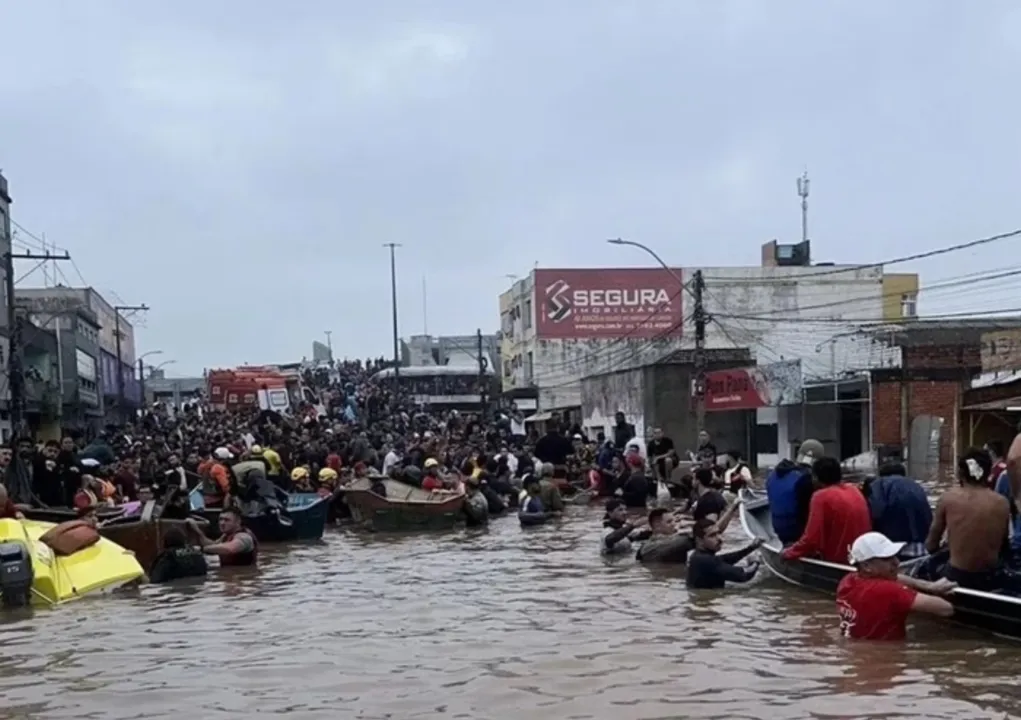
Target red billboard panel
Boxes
[704,361,803,411]
[534,268,683,340]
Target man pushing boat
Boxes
[186,508,258,567]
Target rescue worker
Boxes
[149,527,209,583]
[201,447,233,508]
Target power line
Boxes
[708,266,1021,321]
[702,226,1021,282]
[717,306,1021,326]
[535,313,692,391]
[11,219,90,288]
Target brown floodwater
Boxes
[1,508,1019,720]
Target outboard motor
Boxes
[0,542,33,608]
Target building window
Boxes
[900,293,917,318]
[525,351,534,384]
[523,299,532,329]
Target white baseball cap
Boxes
[848,532,905,564]
[213,447,234,461]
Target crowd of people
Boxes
[5,350,1021,645]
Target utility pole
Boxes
[477,328,489,419]
[692,270,707,434]
[138,358,146,409]
[383,243,402,394]
[797,170,810,244]
[114,303,148,423]
[6,249,71,440]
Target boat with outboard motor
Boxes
[739,487,1021,640]
[0,517,144,607]
[188,488,329,541]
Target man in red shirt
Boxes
[422,458,444,491]
[837,531,955,640]
[782,456,871,563]
[0,483,24,520]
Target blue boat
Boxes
[188,488,329,542]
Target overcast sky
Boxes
[1,0,1019,375]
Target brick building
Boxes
[869,320,1021,478]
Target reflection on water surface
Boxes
[1,509,1017,720]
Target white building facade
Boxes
[500,260,905,462]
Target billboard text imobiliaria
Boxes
[533,268,683,340]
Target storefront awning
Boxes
[525,411,553,423]
[961,397,1021,411]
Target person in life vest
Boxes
[202,447,234,508]
[73,472,109,511]
[185,507,258,567]
[78,458,117,507]
[149,527,208,583]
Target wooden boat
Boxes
[341,476,465,532]
[22,503,204,572]
[739,488,1021,641]
[188,488,329,542]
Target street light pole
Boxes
[382,243,402,394]
[114,304,148,423]
[606,238,706,434]
[137,349,162,407]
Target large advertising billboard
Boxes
[533,268,683,340]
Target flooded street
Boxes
[2,509,1019,720]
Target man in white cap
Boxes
[836,531,955,641]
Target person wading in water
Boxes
[685,518,761,589]
[186,507,258,566]
[836,531,955,641]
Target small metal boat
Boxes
[739,488,1021,641]
[188,488,329,542]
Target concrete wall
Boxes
[581,359,754,458]
[580,367,649,438]
[699,265,898,380]
[881,273,919,321]
[404,334,499,372]
[15,287,137,366]
[499,274,538,391]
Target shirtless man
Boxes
[925,449,1011,591]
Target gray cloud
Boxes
[1,0,1018,373]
